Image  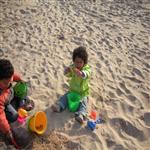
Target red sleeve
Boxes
[13,72,22,82]
[0,94,11,134]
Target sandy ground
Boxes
[0,0,150,150]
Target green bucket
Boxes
[14,82,28,100]
[67,92,81,112]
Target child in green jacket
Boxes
[52,46,91,124]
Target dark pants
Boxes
[4,97,21,123]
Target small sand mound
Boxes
[32,131,80,150]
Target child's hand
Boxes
[64,67,71,74]
[74,68,83,77]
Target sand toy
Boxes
[67,92,81,112]
[14,82,28,100]
[28,111,47,135]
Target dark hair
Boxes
[0,59,14,80]
[72,46,88,64]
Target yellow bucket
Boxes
[28,111,47,135]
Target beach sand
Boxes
[0,0,150,149]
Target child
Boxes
[52,46,91,124]
[0,59,34,147]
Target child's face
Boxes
[74,57,84,70]
[0,76,13,89]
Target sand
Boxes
[0,0,150,150]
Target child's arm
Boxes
[0,102,11,135]
[0,98,19,148]
[64,67,71,75]
[82,65,91,79]
[75,65,91,79]
[64,66,72,77]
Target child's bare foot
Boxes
[75,114,84,124]
[51,104,61,112]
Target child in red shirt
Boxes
[0,59,34,148]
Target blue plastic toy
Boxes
[87,118,105,131]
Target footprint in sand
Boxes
[119,82,131,94]
[145,55,150,60]
[132,67,144,79]
[116,88,124,96]
[109,118,146,141]
[106,139,116,148]
[123,76,142,83]
[142,113,150,127]
[141,92,150,102]
[96,62,102,68]
[126,95,136,102]
[19,9,29,15]
[116,58,122,66]
[108,91,116,98]
[31,75,40,85]
[106,139,126,150]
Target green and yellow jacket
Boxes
[65,64,91,97]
